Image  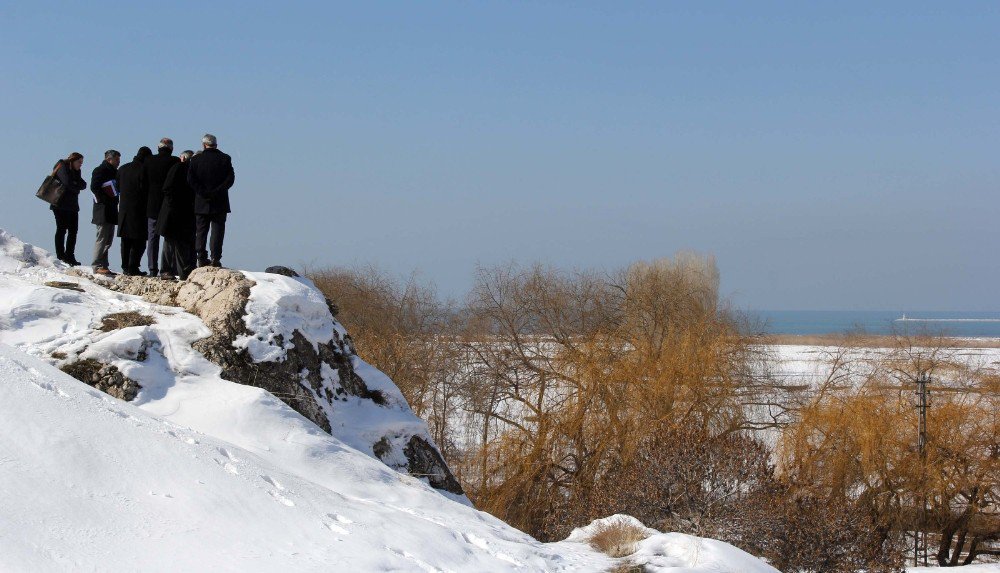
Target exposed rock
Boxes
[404,436,465,494]
[264,265,299,277]
[173,268,254,336]
[61,359,142,401]
[100,312,155,332]
[106,275,181,306]
[44,281,85,292]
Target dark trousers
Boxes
[52,209,79,261]
[195,213,227,264]
[120,237,146,273]
[92,224,115,269]
[147,218,160,275]
[160,240,177,276]
[164,237,195,279]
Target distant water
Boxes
[749,310,1000,338]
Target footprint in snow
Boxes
[217,447,237,461]
[215,459,240,475]
[261,475,285,490]
[268,490,295,507]
[331,513,353,525]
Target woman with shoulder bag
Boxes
[51,152,87,265]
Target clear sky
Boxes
[2,1,998,311]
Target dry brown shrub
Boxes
[99,311,154,332]
[588,519,649,558]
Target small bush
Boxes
[588,519,649,558]
[99,312,155,332]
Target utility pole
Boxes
[913,371,931,567]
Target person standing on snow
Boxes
[116,147,153,276]
[187,133,235,268]
[50,152,87,266]
[155,150,197,280]
[142,138,180,278]
[89,150,121,275]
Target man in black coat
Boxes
[117,147,153,276]
[187,133,234,267]
[143,138,180,277]
[89,150,121,275]
[155,150,197,280]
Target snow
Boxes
[567,516,781,573]
[0,228,781,572]
[0,344,610,572]
[910,567,1000,573]
[234,270,348,362]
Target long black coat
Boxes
[51,161,86,212]
[144,148,180,219]
[116,155,149,240]
[155,161,196,242]
[187,148,235,215]
[90,161,119,225]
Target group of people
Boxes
[49,134,235,280]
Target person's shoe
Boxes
[197,259,210,268]
[159,273,177,281]
[63,258,81,267]
[94,268,117,277]
[210,260,222,268]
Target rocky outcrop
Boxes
[98,266,463,495]
[61,359,142,401]
[404,436,465,494]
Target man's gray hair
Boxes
[104,149,121,160]
[202,133,218,148]
[158,137,174,150]
[180,150,194,160]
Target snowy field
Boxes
[0,228,781,573]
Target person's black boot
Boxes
[211,260,222,268]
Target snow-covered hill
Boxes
[0,228,781,572]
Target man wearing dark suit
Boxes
[155,150,197,280]
[143,138,180,277]
[187,133,235,267]
[116,147,153,275]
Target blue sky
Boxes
[2,2,998,310]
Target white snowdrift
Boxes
[0,345,609,572]
[567,515,781,573]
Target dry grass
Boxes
[99,312,155,332]
[588,520,649,558]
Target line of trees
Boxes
[309,258,999,571]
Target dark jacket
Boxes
[116,150,151,240]
[90,161,119,225]
[143,148,180,219]
[155,161,196,242]
[51,161,86,212]
[187,148,235,215]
